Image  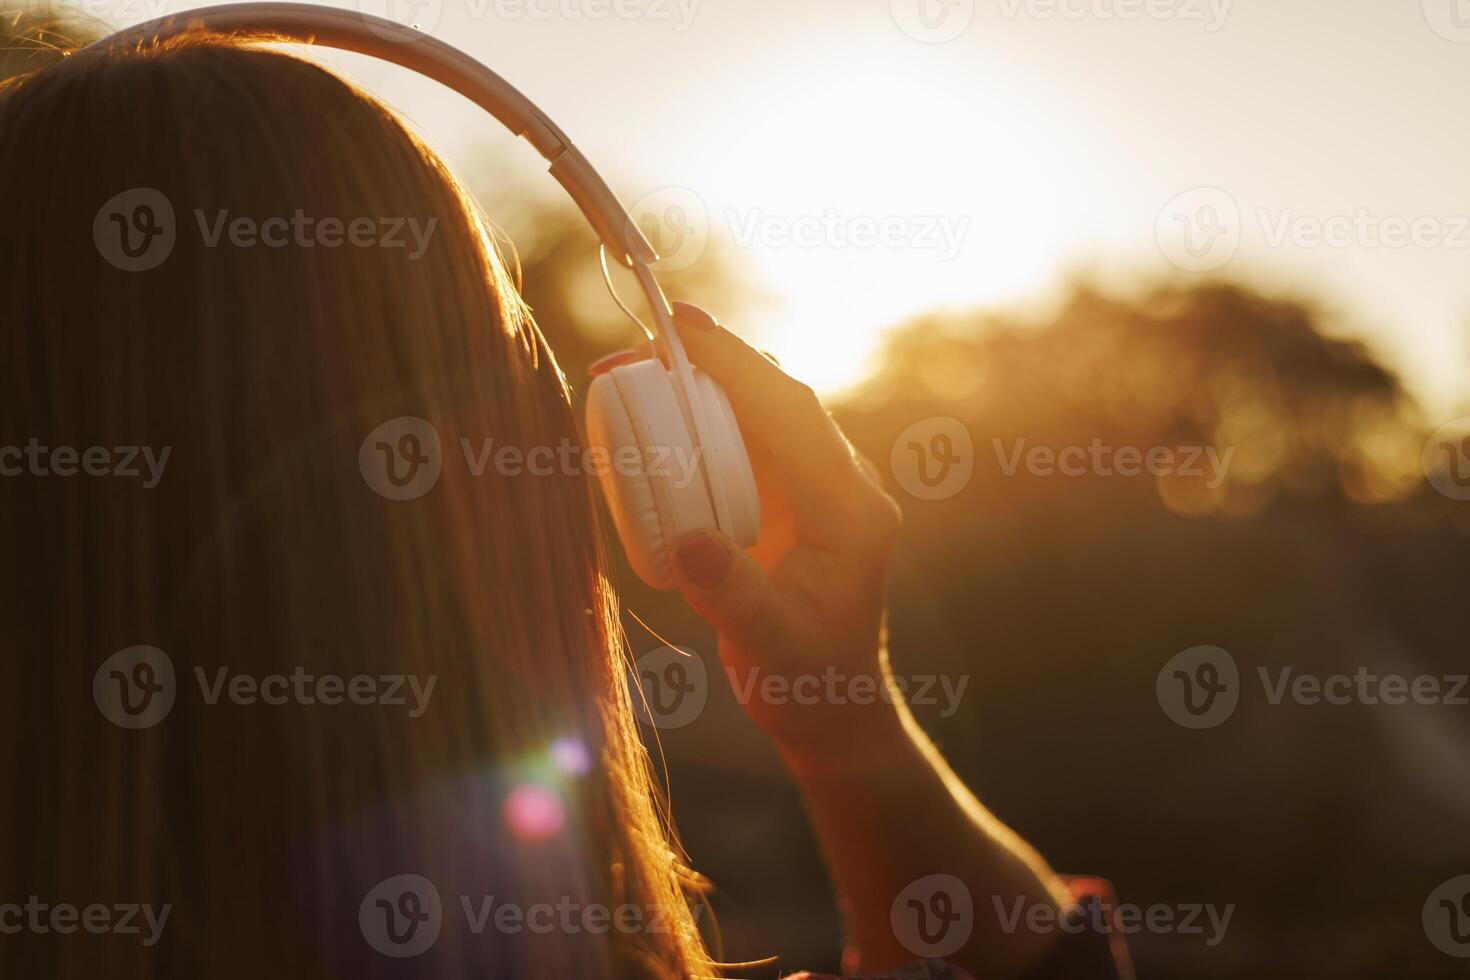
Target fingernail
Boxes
[675,532,732,589]
[589,349,641,376]
[671,301,720,333]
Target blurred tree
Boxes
[833,281,1470,980]
[467,177,758,388]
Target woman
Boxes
[0,27,1124,979]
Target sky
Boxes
[124,0,1470,415]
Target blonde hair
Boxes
[0,31,712,978]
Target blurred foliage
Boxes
[848,281,1437,516]
[469,177,761,388]
[835,282,1470,980]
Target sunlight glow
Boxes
[700,67,1071,394]
[315,0,1469,413]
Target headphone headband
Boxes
[86,2,657,268]
[86,3,742,541]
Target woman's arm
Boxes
[775,699,1072,977]
[595,304,1092,978]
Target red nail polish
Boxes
[671,301,719,333]
[589,350,641,375]
[675,533,731,588]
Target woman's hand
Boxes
[593,304,1092,977]
[595,304,1081,979]
[591,302,905,755]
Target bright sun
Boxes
[698,66,1068,395]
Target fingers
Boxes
[671,529,786,651]
[587,303,902,554]
[588,347,650,375]
[666,303,873,518]
[587,334,775,374]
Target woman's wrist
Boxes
[773,690,914,783]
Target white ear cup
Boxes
[690,370,760,547]
[586,359,759,590]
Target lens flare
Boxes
[503,783,564,843]
[550,736,592,776]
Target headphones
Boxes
[93,3,760,590]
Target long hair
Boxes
[0,30,711,978]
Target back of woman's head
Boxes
[0,32,708,978]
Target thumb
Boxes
[671,530,783,650]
